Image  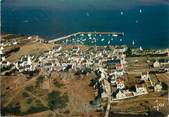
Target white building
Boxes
[116,90,126,99]
[134,85,148,96]
[153,60,160,68]
[154,83,162,92]
[141,72,150,81]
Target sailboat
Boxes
[139,46,143,51]
[101,38,105,41]
[88,33,92,37]
[113,34,118,37]
[120,11,124,15]
[132,40,135,46]
[139,9,142,13]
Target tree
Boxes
[36,75,44,88]
[125,47,132,57]
[48,91,68,110]
[129,85,136,92]
[161,82,168,90]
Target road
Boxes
[104,79,112,117]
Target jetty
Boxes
[49,32,124,43]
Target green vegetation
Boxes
[1,102,21,116]
[0,65,12,73]
[48,91,69,110]
[26,100,47,114]
[5,46,20,55]
[37,75,45,82]
[36,75,45,87]
[25,86,34,92]
[26,97,33,104]
[53,80,63,88]
[22,92,29,97]
[26,105,47,114]
[125,47,132,57]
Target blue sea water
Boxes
[1,1,169,48]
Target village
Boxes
[0,34,169,117]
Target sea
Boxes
[1,0,169,49]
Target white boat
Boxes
[120,11,124,15]
[101,38,105,41]
[139,46,143,51]
[113,34,118,37]
[136,20,138,23]
[86,12,90,17]
[132,40,135,46]
[139,9,142,13]
[111,38,114,41]
[108,41,110,44]
[120,39,122,42]
[88,33,92,37]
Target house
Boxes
[15,55,36,73]
[164,64,169,72]
[0,61,11,67]
[0,46,4,51]
[149,74,158,86]
[115,69,124,77]
[141,72,150,81]
[115,64,124,70]
[115,46,127,53]
[116,78,125,90]
[115,90,134,100]
[101,91,108,98]
[124,90,134,97]
[0,50,4,56]
[134,84,148,96]
[116,90,126,99]
[153,60,160,68]
[154,82,162,92]
[108,75,116,84]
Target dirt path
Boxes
[25,90,48,108]
[4,77,37,107]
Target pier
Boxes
[49,32,124,43]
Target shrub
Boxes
[54,81,63,88]
[37,75,44,82]
[25,86,34,92]
[1,102,21,116]
[48,91,69,110]
[26,97,33,104]
[22,92,29,97]
[27,105,47,113]
[36,75,45,87]
[162,82,168,90]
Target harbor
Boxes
[49,32,124,44]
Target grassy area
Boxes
[7,42,53,62]
[127,57,149,72]
[1,73,70,116]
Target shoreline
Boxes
[1,33,169,50]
